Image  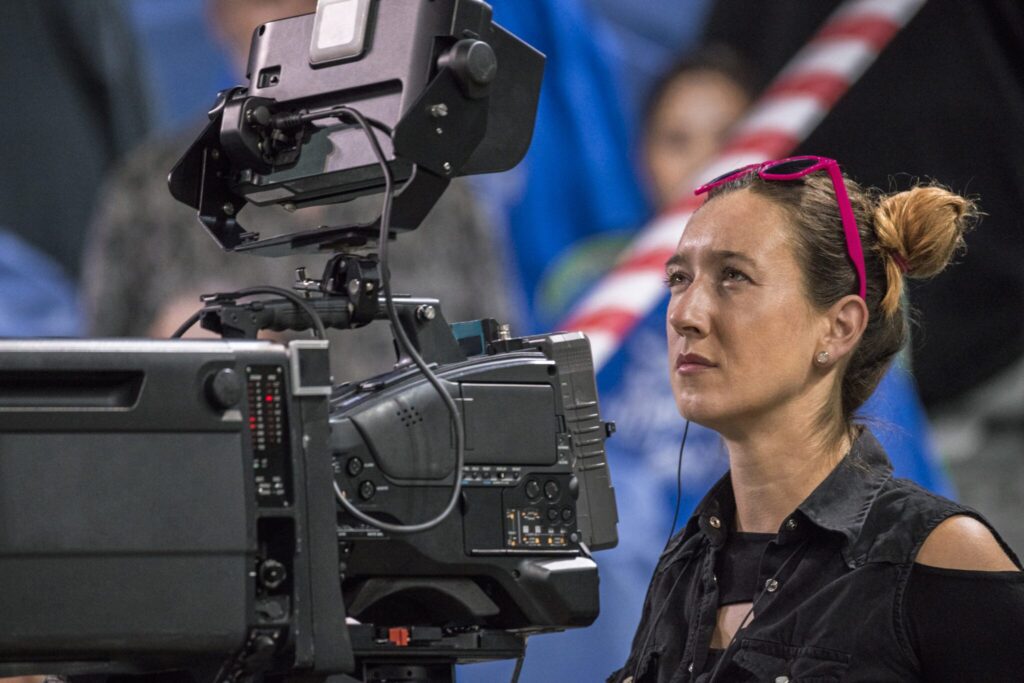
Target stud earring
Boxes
[815,351,831,365]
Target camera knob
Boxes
[439,39,497,99]
[206,368,242,410]
[258,558,287,590]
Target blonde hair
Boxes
[873,185,976,317]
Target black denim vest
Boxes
[609,430,1021,683]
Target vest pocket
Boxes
[731,637,851,682]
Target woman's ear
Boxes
[821,294,869,362]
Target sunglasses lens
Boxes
[706,168,744,185]
[762,158,819,176]
[695,163,759,195]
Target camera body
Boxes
[0,2,619,680]
[334,330,617,634]
[0,326,617,679]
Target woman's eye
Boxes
[663,270,690,288]
[722,267,750,283]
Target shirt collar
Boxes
[677,429,893,563]
[796,429,893,564]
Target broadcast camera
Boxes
[0,2,618,682]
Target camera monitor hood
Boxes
[168,0,544,257]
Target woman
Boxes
[641,45,754,210]
[611,157,1024,682]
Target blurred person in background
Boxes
[0,0,150,335]
[0,230,82,338]
[522,43,756,331]
[640,46,754,210]
[81,0,511,383]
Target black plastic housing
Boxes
[331,332,618,633]
[167,0,544,257]
[0,339,349,678]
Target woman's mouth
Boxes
[675,352,717,374]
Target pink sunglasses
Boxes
[694,155,867,300]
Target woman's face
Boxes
[665,189,827,434]
[644,70,750,209]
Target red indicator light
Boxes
[265,395,274,402]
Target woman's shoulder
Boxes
[856,473,1020,569]
[880,473,1020,570]
[915,514,1020,571]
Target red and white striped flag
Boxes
[561,0,927,369]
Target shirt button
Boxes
[775,676,790,683]
[784,517,798,531]
[765,578,780,593]
[709,516,722,529]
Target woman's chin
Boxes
[676,400,723,429]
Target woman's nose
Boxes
[667,281,711,338]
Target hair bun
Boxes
[872,184,978,317]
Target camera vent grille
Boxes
[395,405,424,428]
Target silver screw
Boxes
[429,103,449,117]
[416,304,436,321]
[209,148,220,160]
[364,281,375,292]
[442,161,452,173]
[436,127,443,135]
[222,203,236,216]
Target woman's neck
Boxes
[722,416,851,534]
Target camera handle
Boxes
[194,252,465,367]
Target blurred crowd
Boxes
[1,0,1021,680]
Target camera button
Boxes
[346,457,364,477]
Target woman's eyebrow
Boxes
[664,250,757,270]
[715,250,758,267]
[664,252,686,270]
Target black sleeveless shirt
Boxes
[609,430,1024,682]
